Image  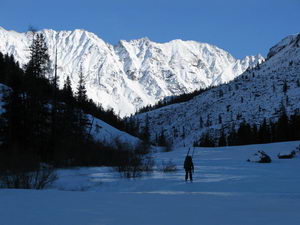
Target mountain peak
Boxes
[267,33,300,59]
[0,27,263,117]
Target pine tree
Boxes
[251,124,258,144]
[158,129,167,146]
[199,132,214,147]
[199,116,203,128]
[290,111,300,140]
[236,122,252,145]
[276,105,289,141]
[62,76,73,103]
[283,80,288,93]
[218,114,222,124]
[218,89,223,98]
[50,47,59,90]
[227,125,237,146]
[25,33,50,78]
[74,67,88,139]
[0,82,26,151]
[218,129,227,146]
[22,32,52,161]
[140,114,150,143]
[76,67,87,106]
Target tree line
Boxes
[135,86,215,115]
[195,107,300,147]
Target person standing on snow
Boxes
[184,155,194,182]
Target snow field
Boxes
[1,141,300,225]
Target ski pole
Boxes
[186,147,191,156]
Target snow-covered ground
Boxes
[1,141,300,225]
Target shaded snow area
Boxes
[87,114,140,147]
[0,27,263,116]
[1,141,300,225]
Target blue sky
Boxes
[1,0,300,58]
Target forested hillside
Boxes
[133,33,300,147]
[0,33,150,189]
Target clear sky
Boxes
[1,0,300,58]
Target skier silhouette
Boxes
[184,155,194,182]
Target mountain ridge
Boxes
[0,26,263,116]
[133,32,300,146]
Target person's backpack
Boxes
[184,156,192,169]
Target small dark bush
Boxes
[0,152,57,189]
[114,141,154,178]
[247,150,272,163]
[277,151,296,159]
[259,152,272,163]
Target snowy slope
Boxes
[1,141,300,225]
[134,33,300,146]
[0,27,263,116]
[86,114,140,147]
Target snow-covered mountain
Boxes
[0,27,263,117]
[134,33,300,146]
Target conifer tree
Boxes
[276,105,289,141]
[62,76,73,103]
[25,33,50,78]
[75,67,88,139]
[50,47,59,90]
[140,114,150,143]
[199,116,203,128]
[157,129,167,146]
[76,67,87,106]
[199,132,214,147]
[218,129,227,146]
[283,80,288,93]
[218,114,222,124]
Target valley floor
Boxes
[1,141,300,225]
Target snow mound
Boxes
[247,151,272,163]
